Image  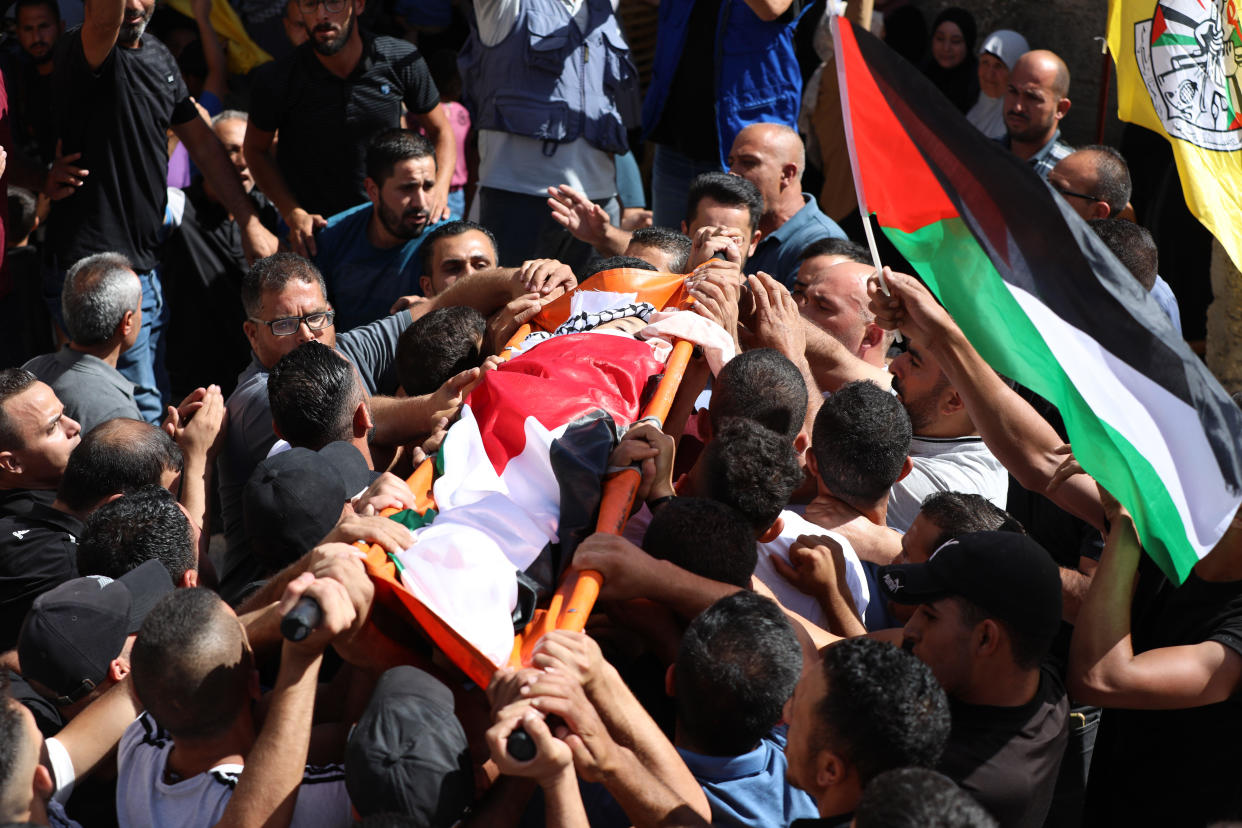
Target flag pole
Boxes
[831,13,899,342]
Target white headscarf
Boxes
[978,29,1030,70]
[966,29,1030,138]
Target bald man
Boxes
[726,123,846,287]
[794,252,893,372]
[1001,49,1073,179]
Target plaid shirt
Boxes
[998,129,1075,180]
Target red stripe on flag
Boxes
[836,18,959,233]
[467,333,665,475]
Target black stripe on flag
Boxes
[850,24,1242,490]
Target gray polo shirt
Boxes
[23,346,140,433]
[214,311,411,604]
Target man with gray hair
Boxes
[24,253,142,432]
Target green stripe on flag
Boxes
[883,216,1198,582]
[1153,33,1198,47]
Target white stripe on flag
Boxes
[396,406,567,666]
[1007,284,1242,558]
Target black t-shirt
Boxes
[249,31,439,218]
[939,667,1069,828]
[1084,570,1242,826]
[162,182,280,398]
[4,58,56,166]
[47,28,196,272]
[0,488,56,521]
[0,502,82,651]
[1006,385,1104,571]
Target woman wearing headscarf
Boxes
[922,7,978,114]
[966,29,1031,139]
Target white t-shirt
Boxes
[471,0,620,197]
[116,713,352,828]
[755,510,870,626]
[886,435,1009,533]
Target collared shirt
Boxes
[998,129,1073,181]
[23,346,141,433]
[249,32,439,217]
[0,502,82,650]
[677,727,819,828]
[749,193,847,289]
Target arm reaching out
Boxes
[531,631,710,822]
[215,574,355,828]
[547,184,631,257]
[520,668,710,828]
[867,268,1105,530]
[1069,481,1242,709]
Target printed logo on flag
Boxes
[1134,0,1242,150]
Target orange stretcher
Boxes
[356,270,696,688]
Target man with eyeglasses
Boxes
[217,252,525,604]
[244,0,455,260]
[1049,146,1182,333]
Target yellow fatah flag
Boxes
[1107,0,1242,270]
[165,0,272,76]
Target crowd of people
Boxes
[0,0,1237,826]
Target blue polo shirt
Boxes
[676,726,819,828]
[749,194,847,289]
[315,203,440,332]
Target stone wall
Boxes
[1207,241,1242,396]
[916,0,1122,146]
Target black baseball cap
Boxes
[243,441,374,569]
[878,531,1063,648]
[18,559,174,705]
[346,666,474,826]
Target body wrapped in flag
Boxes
[360,270,733,683]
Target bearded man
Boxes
[244,1,455,259]
[312,129,443,330]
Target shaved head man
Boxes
[1002,50,1073,179]
[729,122,848,287]
[794,258,892,368]
[1049,145,1131,221]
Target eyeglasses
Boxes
[1052,184,1099,202]
[297,0,346,13]
[248,311,335,336]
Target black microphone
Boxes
[280,596,323,642]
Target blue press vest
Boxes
[641,0,804,168]
[459,0,640,155]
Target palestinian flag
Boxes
[832,16,1242,581]
[395,332,665,665]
